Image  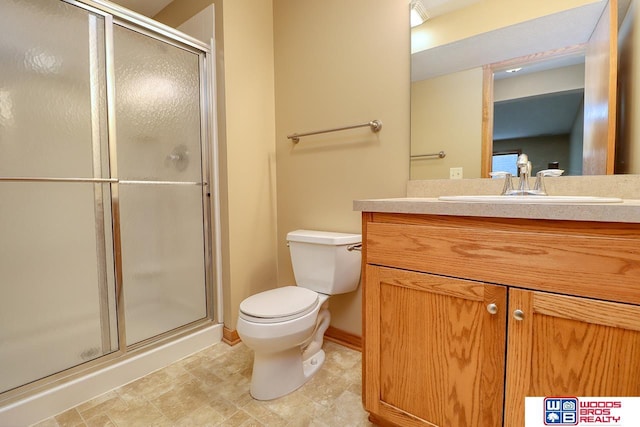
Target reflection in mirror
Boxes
[409,0,638,180]
[491,49,586,177]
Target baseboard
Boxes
[324,326,362,352]
[222,326,241,346]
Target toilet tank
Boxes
[287,230,361,295]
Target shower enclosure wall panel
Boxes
[0,0,117,394]
[0,183,115,393]
[0,0,108,179]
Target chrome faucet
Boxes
[492,153,564,196]
[516,154,532,194]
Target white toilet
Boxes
[236,229,362,400]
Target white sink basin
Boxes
[438,195,623,204]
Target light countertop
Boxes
[354,197,640,223]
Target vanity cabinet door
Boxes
[504,289,640,426]
[363,265,507,427]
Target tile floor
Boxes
[31,341,372,427]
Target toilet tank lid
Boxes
[286,229,361,245]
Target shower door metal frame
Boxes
[0,0,220,405]
[78,0,220,349]
[108,15,217,350]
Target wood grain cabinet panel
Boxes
[366,217,640,305]
[362,212,640,427]
[504,289,640,426]
[364,266,506,427]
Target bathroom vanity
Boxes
[355,198,640,427]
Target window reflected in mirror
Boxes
[492,151,520,176]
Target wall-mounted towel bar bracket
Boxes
[410,151,446,160]
[288,119,382,143]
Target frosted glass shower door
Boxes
[0,0,116,393]
[113,25,208,345]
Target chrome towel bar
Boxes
[410,151,446,159]
[287,120,382,143]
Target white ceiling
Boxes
[108,0,173,17]
[411,1,607,82]
[420,0,481,20]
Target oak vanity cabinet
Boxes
[504,289,640,426]
[362,212,640,427]
[364,265,507,426]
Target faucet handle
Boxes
[490,171,513,195]
[537,169,564,178]
[516,153,529,166]
[533,169,564,195]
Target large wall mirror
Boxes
[410,0,637,180]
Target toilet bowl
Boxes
[236,230,361,401]
[237,287,330,400]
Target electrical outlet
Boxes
[450,167,463,179]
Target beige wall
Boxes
[411,68,483,180]
[412,0,603,53]
[221,1,277,331]
[494,64,585,102]
[273,0,410,336]
[157,0,411,336]
[156,0,278,330]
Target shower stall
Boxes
[0,0,220,416]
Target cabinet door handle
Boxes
[486,303,498,315]
[513,309,525,321]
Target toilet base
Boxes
[303,348,325,379]
[249,348,326,401]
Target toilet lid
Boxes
[239,286,319,323]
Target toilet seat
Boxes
[239,286,319,324]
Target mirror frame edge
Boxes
[480,44,590,178]
[481,65,493,178]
